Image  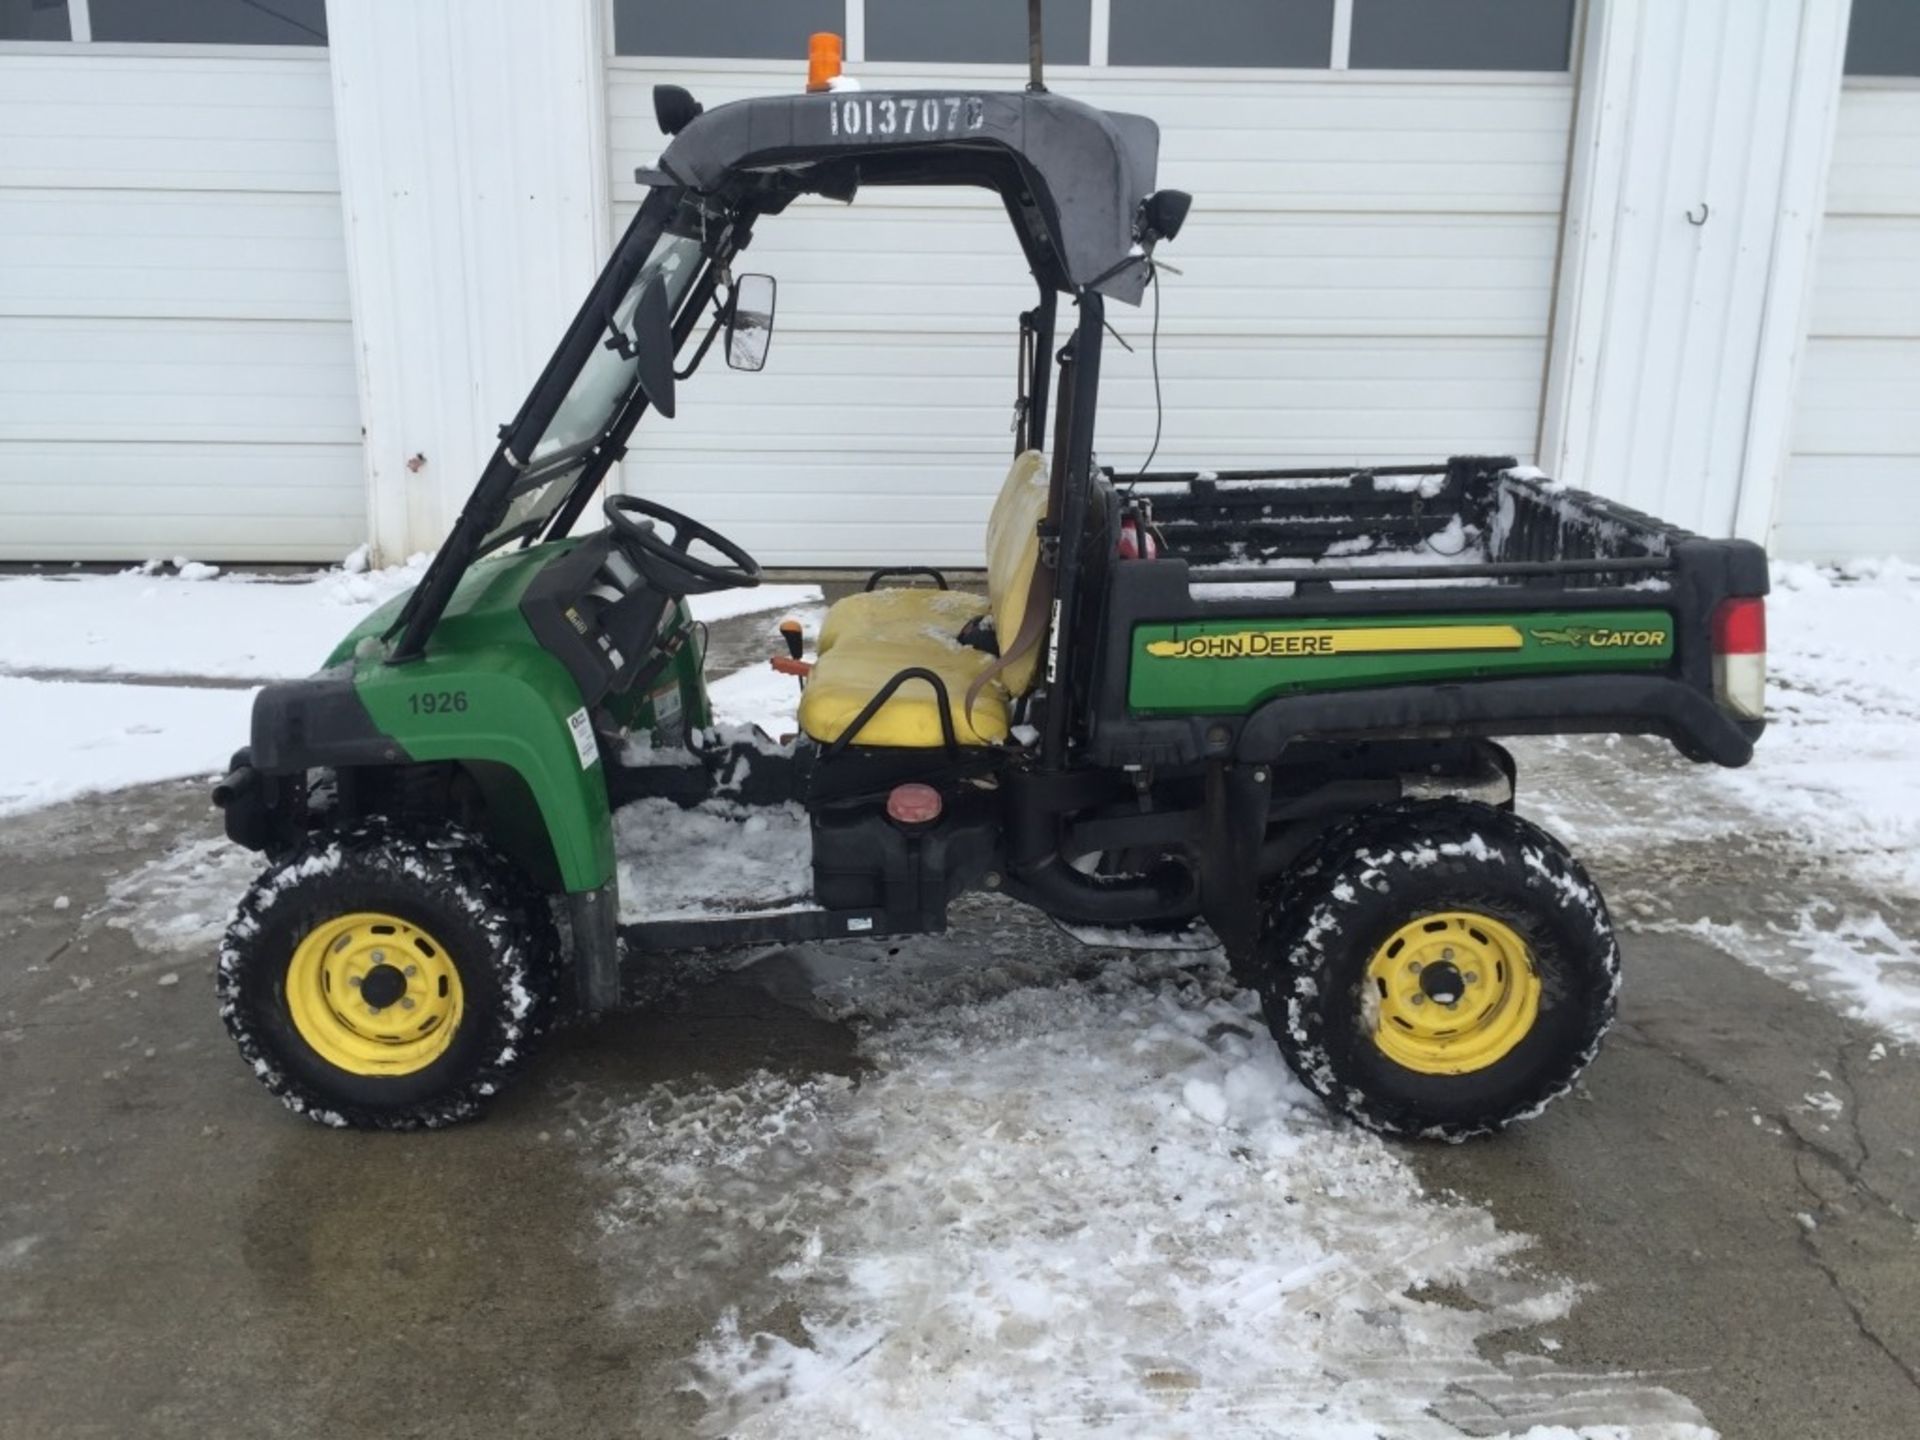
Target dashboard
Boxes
[519,533,683,709]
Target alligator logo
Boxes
[1530,624,1669,649]
[1530,625,1595,646]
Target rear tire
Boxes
[1256,800,1618,1141]
[218,818,556,1130]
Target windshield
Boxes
[477,200,712,552]
[530,226,705,465]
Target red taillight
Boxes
[1711,597,1766,720]
[1713,596,1766,655]
[886,782,942,827]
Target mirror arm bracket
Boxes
[674,295,731,382]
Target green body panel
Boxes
[1128,608,1676,716]
[323,543,568,669]
[318,541,710,895]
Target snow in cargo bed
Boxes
[1134,461,1674,596]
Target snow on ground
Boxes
[91,834,263,951]
[580,928,1712,1438]
[1717,560,1920,893]
[1622,907,1920,1049]
[0,676,256,817]
[0,558,820,681]
[700,602,822,738]
[0,555,820,818]
[0,558,431,680]
[707,662,806,738]
[692,586,826,627]
[1531,558,1920,893]
[1522,558,1920,1046]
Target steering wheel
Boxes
[602,494,763,596]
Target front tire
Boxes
[1256,801,1618,1141]
[218,819,556,1130]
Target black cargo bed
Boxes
[1088,456,1771,770]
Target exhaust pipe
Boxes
[1000,852,1196,925]
[997,765,1196,923]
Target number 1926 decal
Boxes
[407,690,469,715]
[830,94,986,139]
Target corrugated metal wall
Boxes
[324,0,611,565]
[0,50,363,562]
[1540,0,1849,545]
[605,61,1573,567]
[1781,85,1920,559]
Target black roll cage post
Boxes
[1038,288,1103,772]
[1017,289,1057,455]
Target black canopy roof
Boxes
[648,88,1162,303]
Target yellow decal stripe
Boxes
[1144,625,1525,660]
[1323,624,1524,654]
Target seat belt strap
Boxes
[963,526,1055,731]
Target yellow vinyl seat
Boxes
[800,450,1049,748]
[816,450,1047,655]
[798,636,1011,747]
[815,587,989,655]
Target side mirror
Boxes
[725,274,777,372]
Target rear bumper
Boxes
[1091,674,1761,769]
[1236,674,1761,767]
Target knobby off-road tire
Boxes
[1256,800,1619,1142]
[218,818,556,1130]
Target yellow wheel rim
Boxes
[285,912,464,1077]
[1363,911,1541,1075]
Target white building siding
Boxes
[607,62,1572,567]
[0,50,363,563]
[324,0,613,565]
[1781,85,1920,559]
[1536,0,1851,546]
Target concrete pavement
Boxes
[2,644,1917,1437]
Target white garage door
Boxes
[1780,83,1920,560]
[606,2,1576,567]
[0,42,362,564]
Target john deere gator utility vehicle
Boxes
[212,62,1768,1138]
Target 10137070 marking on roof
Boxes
[828,94,985,139]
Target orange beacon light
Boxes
[806,32,843,92]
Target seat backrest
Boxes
[983,449,1049,695]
